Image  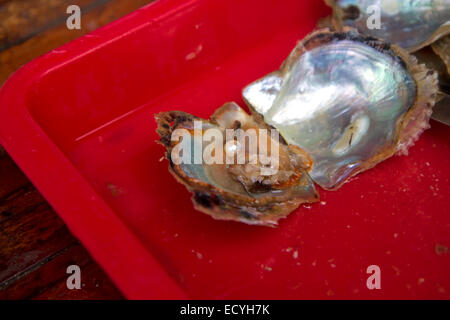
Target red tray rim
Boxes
[0,0,191,299]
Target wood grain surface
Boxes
[0,0,156,300]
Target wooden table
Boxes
[0,0,156,300]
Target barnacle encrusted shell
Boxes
[325,0,450,52]
[243,28,439,190]
[155,103,319,226]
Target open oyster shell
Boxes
[433,35,450,75]
[155,103,319,227]
[325,0,450,53]
[243,28,439,190]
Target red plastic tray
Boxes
[0,0,449,299]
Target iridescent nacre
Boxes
[243,29,438,189]
[155,103,318,226]
[326,0,450,52]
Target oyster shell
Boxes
[324,1,450,123]
[414,37,450,95]
[432,96,450,125]
[325,0,450,52]
[155,103,319,226]
[432,35,450,75]
[243,28,439,190]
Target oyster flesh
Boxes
[243,28,438,190]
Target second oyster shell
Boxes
[243,28,439,190]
